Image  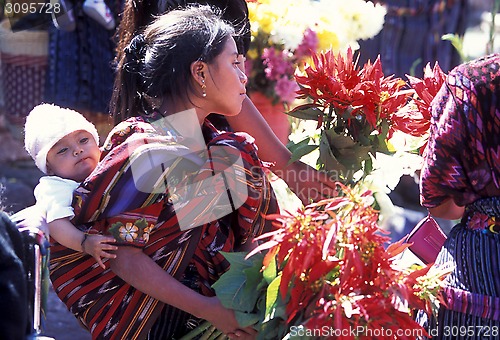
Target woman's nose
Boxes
[239,69,248,85]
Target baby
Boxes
[24,103,116,268]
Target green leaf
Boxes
[257,301,287,340]
[213,252,259,312]
[257,321,280,340]
[212,269,255,312]
[319,132,346,173]
[442,33,466,63]
[234,311,261,328]
[242,254,264,310]
[289,144,318,165]
[326,132,356,150]
[242,254,265,298]
[262,256,277,284]
[287,104,323,121]
[364,155,373,175]
[219,251,253,268]
[265,275,282,320]
[287,137,310,153]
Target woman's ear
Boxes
[190,60,207,87]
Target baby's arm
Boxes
[49,218,117,269]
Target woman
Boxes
[419,54,500,338]
[113,0,336,205]
[49,6,277,339]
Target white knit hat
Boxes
[24,103,100,173]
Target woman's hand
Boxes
[281,160,337,205]
[201,296,257,339]
[110,247,256,338]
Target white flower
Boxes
[119,223,139,242]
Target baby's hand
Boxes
[82,234,118,269]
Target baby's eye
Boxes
[57,147,68,155]
[80,137,89,144]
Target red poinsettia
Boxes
[294,47,412,134]
[391,62,447,139]
[246,183,448,339]
[288,48,448,178]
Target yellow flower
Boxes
[249,2,278,35]
[247,48,259,61]
[316,30,340,51]
[119,223,139,242]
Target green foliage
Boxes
[211,252,288,340]
[441,34,467,63]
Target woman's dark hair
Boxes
[111,5,236,123]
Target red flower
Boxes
[294,48,412,136]
[295,48,364,113]
[249,183,443,337]
[391,62,446,138]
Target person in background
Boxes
[47,6,278,338]
[418,53,500,338]
[24,104,117,269]
[0,210,28,340]
[53,0,116,31]
[113,0,337,205]
[45,0,121,139]
[358,0,469,78]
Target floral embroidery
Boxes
[142,225,152,243]
[467,212,500,234]
[120,223,139,241]
[487,216,500,234]
[109,218,154,244]
[468,212,489,231]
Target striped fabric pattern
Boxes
[49,117,278,339]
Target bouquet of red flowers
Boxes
[207,183,450,339]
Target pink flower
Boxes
[275,76,299,104]
[262,47,294,81]
[295,28,319,59]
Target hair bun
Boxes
[124,34,147,73]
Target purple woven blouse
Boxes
[420,54,500,208]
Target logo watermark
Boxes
[3,0,66,32]
[289,325,425,338]
[127,109,248,231]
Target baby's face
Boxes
[46,130,101,182]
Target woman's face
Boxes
[203,37,248,116]
[46,130,101,182]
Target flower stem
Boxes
[178,320,212,340]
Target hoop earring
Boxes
[201,79,207,97]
